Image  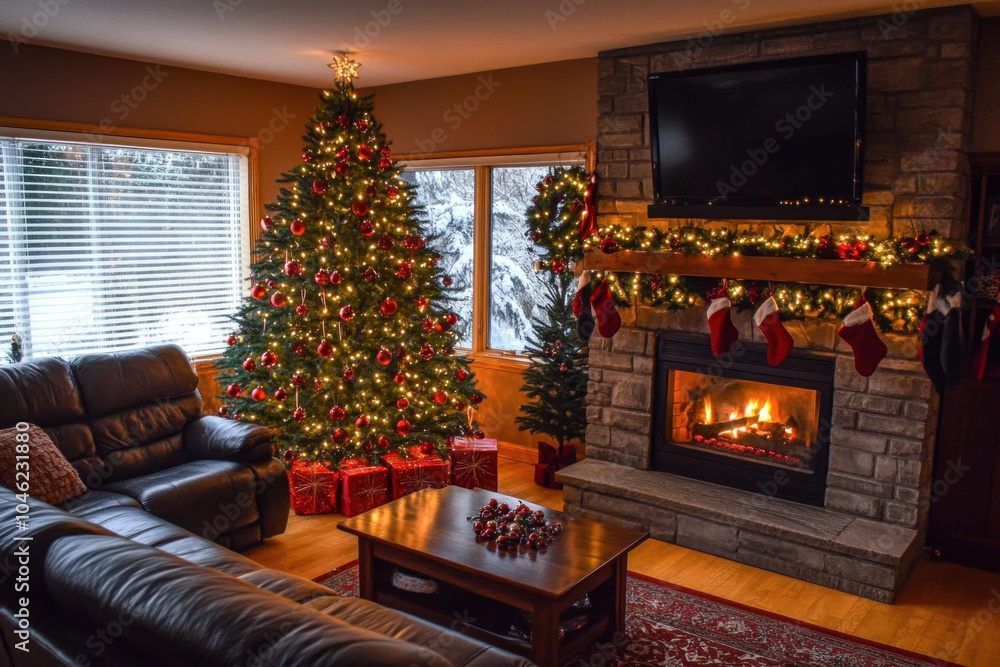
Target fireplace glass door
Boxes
[669,371,821,473]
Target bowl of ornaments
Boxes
[469,498,564,553]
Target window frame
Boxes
[399,143,595,366]
[0,116,260,363]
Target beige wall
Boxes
[973,17,1000,152]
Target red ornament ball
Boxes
[378,235,394,251]
[337,114,350,127]
[363,267,378,283]
[251,387,267,402]
[469,393,483,405]
[443,277,452,287]
[379,156,392,171]
[352,199,370,217]
[284,260,302,277]
[357,144,373,161]
[328,406,346,421]
[339,305,355,322]
[270,292,288,308]
[296,304,308,317]
[917,233,931,246]
[380,299,398,317]
[267,279,279,289]
[314,270,328,286]
[226,383,241,398]
[396,419,412,436]
[242,358,256,372]
[396,398,409,410]
[395,262,412,279]
[292,341,307,355]
[420,441,435,455]
[377,436,391,450]
[551,260,566,274]
[420,344,435,360]
[302,150,314,162]
[387,185,399,198]
[342,367,356,381]
[376,348,393,365]
[227,335,237,346]
[317,339,334,358]
[311,180,327,196]
[291,373,306,387]
[433,391,448,405]
[218,406,229,417]
[359,221,375,237]
[260,216,273,231]
[332,428,349,445]
[329,271,342,285]
[355,415,370,429]
[416,296,428,309]
[421,318,433,332]
[251,284,267,300]
[274,388,287,402]
[456,368,469,381]
[393,372,406,384]
[365,185,378,198]
[357,119,369,132]
[289,219,305,236]
[445,313,458,327]
[335,160,350,176]
[292,408,306,422]
[599,236,618,254]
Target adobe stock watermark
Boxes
[671,0,752,71]
[411,74,502,156]
[715,83,834,201]
[545,0,586,31]
[7,0,70,54]
[341,0,414,51]
[876,0,927,39]
[82,65,170,144]
[256,107,297,151]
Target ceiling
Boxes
[1,0,996,88]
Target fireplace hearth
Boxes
[652,334,834,506]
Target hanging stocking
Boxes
[973,305,1000,380]
[589,278,621,339]
[837,299,888,377]
[754,296,793,366]
[920,284,963,392]
[707,297,739,357]
[572,273,595,343]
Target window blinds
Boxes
[0,136,247,361]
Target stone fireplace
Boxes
[556,7,977,602]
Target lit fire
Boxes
[701,396,794,439]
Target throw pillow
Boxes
[0,423,87,505]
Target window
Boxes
[402,149,586,355]
[0,130,250,361]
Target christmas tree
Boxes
[515,272,588,447]
[217,65,481,467]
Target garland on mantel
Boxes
[526,169,969,333]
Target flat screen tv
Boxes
[647,52,867,221]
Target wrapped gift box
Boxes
[381,450,450,500]
[449,437,498,492]
[534,442,576,490]
[287,460,339,515]
[338,458,389,517]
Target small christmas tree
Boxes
[516,272,588,447]
[7,333,22,364]
[217,64,481,467]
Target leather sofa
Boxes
[0,344,289,549]
[0,487,533,666]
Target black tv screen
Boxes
[648,52,866,213]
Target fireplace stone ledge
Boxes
[556,459,922,603]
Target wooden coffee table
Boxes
[338,486,647,666]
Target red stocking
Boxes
[754,296,793,366]
[837,300,888,377]
[707,297,739,357]
[973,305,1000,380]
[589,278,621,339]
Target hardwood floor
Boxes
[245,459,1000,667]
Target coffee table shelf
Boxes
[338,486,648,666]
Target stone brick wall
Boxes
[596,6,977,240]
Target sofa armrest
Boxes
[183,416,276,463]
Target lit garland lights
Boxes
[527,175,969,333]
[217,79,482,467]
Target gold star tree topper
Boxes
[328,54,361,81]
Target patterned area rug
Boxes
[315,564,955,666]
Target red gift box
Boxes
[534,442,576,490]
[449,437,499,492]
[338,458,389,517]
[381,450,451,500]
[287,460,339,515]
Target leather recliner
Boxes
[0,488,533,666]
[0,344,289,549]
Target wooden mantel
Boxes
[575,250,942,291]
